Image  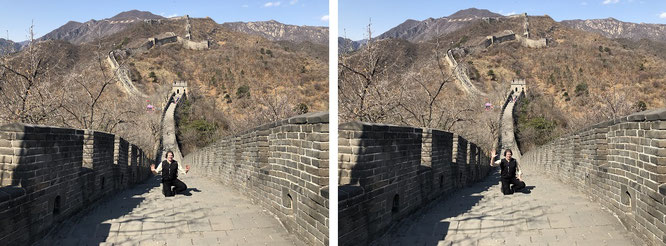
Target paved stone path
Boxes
[371,170,643,246]
[500,95,522,161]
[40,174,299,246]
[161,91,184,163]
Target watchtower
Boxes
[510,79,526,95]
[173,81,187,95]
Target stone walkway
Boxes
[371,169,643,246]
[39,174,299,246]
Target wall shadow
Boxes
[36,176,210,245]
[339,123,493,246]
[371,171,546,246]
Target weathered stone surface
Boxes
[522,108,666,246]
[338,120,491,245]
[183,111,328,246]
[374,171,642,245]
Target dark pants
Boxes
[501,177,525,195]
[162,178,187,197]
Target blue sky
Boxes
[0,0,329,42]
[340,0,666,40]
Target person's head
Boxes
[165,150,174,161]
[504,149,513,159]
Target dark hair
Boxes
[165,150,174,158]
[504,149,513,156]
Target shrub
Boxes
[294,103,309,114]
[635,101,647,112]
[236,85,250,98]
[574,83,588,96]
[487,69,496,81]
[148,71,157,82]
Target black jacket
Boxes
[161,160,179,182]
[499,158,519,179]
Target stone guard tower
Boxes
[510,79,527,95]
[173,81,187,95]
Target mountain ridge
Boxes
[221,20,328,45]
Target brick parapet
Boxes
[0,123,151,246]
[183,112,329,246]
[521,108,666,245]
[338,121,491,245]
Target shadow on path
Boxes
[371,170,503,246]
[37,176,208,245]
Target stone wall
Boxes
[144,33,209,51]
[516,35,547,48]
[182,112,329,246]
[338,122,491,245]
[521,108,666,245]
[178,37,209,50]
[0,124,152,246]
[106,50,146,97]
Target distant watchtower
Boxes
[510,79,527,95]
[173,81,187,95]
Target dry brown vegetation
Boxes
[1,17,328,156]
[340,15,666,152]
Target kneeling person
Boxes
[151,150,190,197]
[490,149,526,195]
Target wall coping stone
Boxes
[239,112,329,136]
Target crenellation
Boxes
[183,111,329,246]
[523,108,666,245]
[0,124,152,246]
[338,122,490,245]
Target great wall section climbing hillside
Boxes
[105,15,208,96]
[442,13,546,97]
[0,82,184,245]
[0,75,329,245]
[444,49,483,96]
[338,76,666,245]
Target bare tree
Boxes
[257,93,296,123]
[592,85,636,121]
[59,40,123,131]
[338,20,402,123]
[0,22,66,124]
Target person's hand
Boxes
[150,164,155,171]
[186,165,191,173]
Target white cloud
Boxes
[602,0,619,4]
[320,15,329,21]
[660,12,666,18]
[264,1,281,7]
[581,1,588,5]
[241,4,249,8]
[166,13,179,18]
[290,0,298,5]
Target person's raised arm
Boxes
[151,162,163,175]
[490,149,500,167]
[177,161,190,175]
